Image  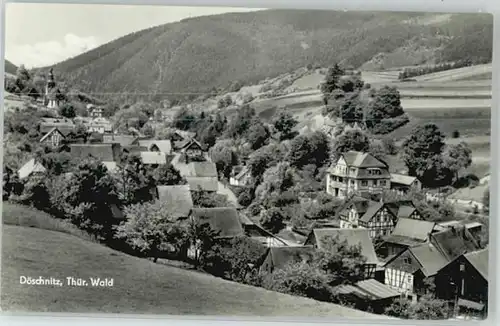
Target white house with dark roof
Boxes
[138,139,172,155]
[326,151,391,199]
[229,165,252,187]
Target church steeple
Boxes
[47,68,56,89]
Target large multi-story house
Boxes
[337,196,423,238]
[326,151,391,199]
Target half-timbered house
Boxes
[39,127,66,148]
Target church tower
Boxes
[44,68,59,109]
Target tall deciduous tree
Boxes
[273,110,298,140]
[333,129,370,155]
[114,153,156,205]
[443,142,473,182]
[246,119,270,150]
[313,235,367,286]
[210,140,238,179]
[320,64,345,95]
[402,124,451,187]
[114,200,187,262]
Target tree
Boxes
[255,163,295,202]
[152,164,184,186]
[114,200,187,262]
[210,140,238,180]
[382,137,397,155]
[262,261,332,302]
[246,120,270,150]
[320,64,345,95]
[51,158,120,240]
[308,131,331,168]
[58,103,76,118]
[192,191,231,208]
[16,64,31,82]
[39,151,73,176]
[366,86,408,134]
[401,124,448,187]
[226,104,255,138]
[443,142,472,182]
[333,130,370,155]
[172,107,196,131]
[185,218,220,266]
[259,207,286,234]
[14,175,50,211]
[273,110,298,140]
[287,135,312,168]
[114,153,156,205]
[313,235,367,286]
[204,236,266,283]
[338,75,364,93]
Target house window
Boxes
[361,181,368,186]
[350,180,355,186]
[350,168,355,174]
[373,180,378,186]
[460,263,465,272]
[404,257,412,264]
[380,180,387,186]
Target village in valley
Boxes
[1,8,492,321]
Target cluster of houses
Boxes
[15,71,488,319]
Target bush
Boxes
[237,187,255,207]
[451,130,460,138]
[261,261,333,302]
[259,207,286,234]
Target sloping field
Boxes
[412,64,492,82]
[0,224,388,318]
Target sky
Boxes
[5,3,263,68]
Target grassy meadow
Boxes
[1,205,387,318]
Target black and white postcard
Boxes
[1,2,492,320]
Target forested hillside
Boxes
[38,10,493,101]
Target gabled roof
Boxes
[102,134,137,147]
[186,177,219,192]
[391,218,436,241]
[410,244,450,277]
[430,227,481,261]
[39,127,66,143]
[341,151,388,168]
[359,202,385,223]
[70,143,121,162]
[140,152,167,165]
[189,207,244,238]
[232,165,250,180]
[138,140,172,154]
[264,246,315,271]
[390,173,419,186]
[188,161,218,178]
[182,138,206,152]
[385,201,417,219]
[18,158,46,180]
[336,195,372,218]
[39,118,75,135]
[334,279,401,300]
[305,228,378,265]
[464,248,488,281]
[157,185,194,218]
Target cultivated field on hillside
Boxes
[1,223,387,318]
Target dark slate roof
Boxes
[410,244,450,277]
[359,202,384,223]
[306,228,378,265]
[430,227,481,261]
[391,218,436,241]
[102,134,138,147]
[382,234,425,247]
[157,185,194,218]
[385,201,417,219]
[265,246,316,271]
[188,161,217,177]
[182,139,206,152]
[69,143,121,162]
[336,195,371,218]
[342,151,388,168]
[39,118,75,136]
[465,248,488,281]
[190,207,244,238]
